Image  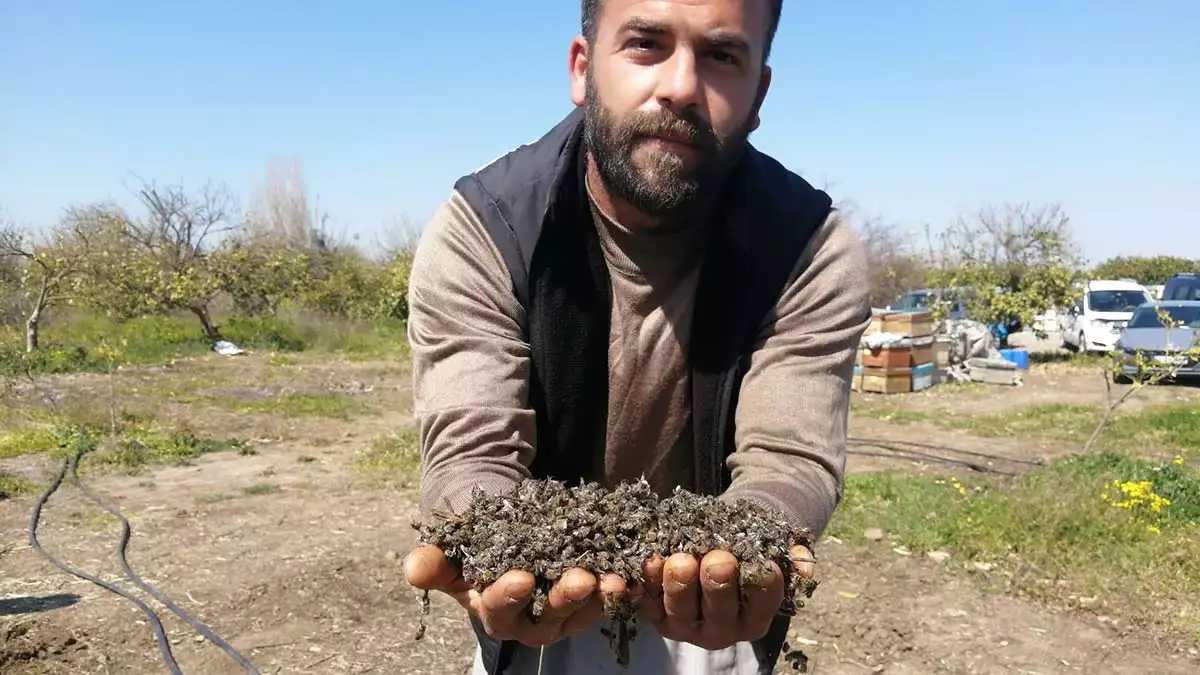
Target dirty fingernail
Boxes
[704,561,737,584]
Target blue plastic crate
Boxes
[998,348,1030,370]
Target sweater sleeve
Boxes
[721,210,872,540]
[406,190,536,517]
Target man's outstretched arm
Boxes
[637,210,871,651]
[724,208,873,539]
[404,190,619,646]
[406,190,536,516]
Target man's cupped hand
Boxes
[634,545,815,651]
[404,545,634,646]
[403,544,816,651]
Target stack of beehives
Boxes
[852,310,937,394]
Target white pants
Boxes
[471,621,760,675]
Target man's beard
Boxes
[583,69,754,223]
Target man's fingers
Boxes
[478,570,536,638]
[790,545,818,580]
[403,546,460,590]
[740,559,785,641]
[560,593,604,637]
[642,555,664,599]
[599,573,629,615]
[662,553,700,635]
[699,550,740,629]
[539,567,598,622]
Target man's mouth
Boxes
[642,132,697,152]
[649,131,694,145]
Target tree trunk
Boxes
[189,304,220,340]
[24,277,52,353]
[25,309,40,352]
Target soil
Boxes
[1,353,1197,674]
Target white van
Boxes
[1060,279,1154,353]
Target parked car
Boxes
[888,287,970,320]
[1060,279,1154,353]
[1113,300,1200,382]
[1162,273,1200,301]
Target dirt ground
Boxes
[2,349,1198,674]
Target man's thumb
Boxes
[404,545,459,590]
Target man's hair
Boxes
[581,0,784,63]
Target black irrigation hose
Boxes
[846,448,1019,476]
[849,436,1046,467]
[28,451,261,674]
[28,453,183,675]
[67,460,263,674]
[847,440,1021,476]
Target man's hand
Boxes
[403,545,630,646]
[636,545,816,651]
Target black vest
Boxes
[452,107,831,674]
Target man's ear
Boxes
[750,65,772,132]
[569,35,589,107]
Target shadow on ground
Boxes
[0,594,82,617]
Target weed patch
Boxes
[0,472,37,499]
[0,428,59,459]
[0,311,409,375]
[951,403,1200,455]
[1,417,255,476]
[827,452,1200,635]
[244,483,280,496]
[852,407,934,425]
[91,430,254,473]
[228,391,376,419]
[353,428,421,484]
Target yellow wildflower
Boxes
[1147,525,1161,534]
[1103,479,1170,515]
[1174,456,1185,466]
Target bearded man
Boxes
[402,0,871,673]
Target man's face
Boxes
[571,0,772,221]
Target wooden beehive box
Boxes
[882,311,934,338]
[861,367,913,394]
[867,310,889,335]
[911,335,935,366]
[934,337,954,367]
[861,344,913,369]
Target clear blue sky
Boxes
[2,1,1197,264]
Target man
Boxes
[403,0,871,673]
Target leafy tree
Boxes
[78,181,239,339]
[1091,256,1199,286]
[378,250,415,320]
[298,248,388,320]
[0,215,99,351]
[217,238,313,316]
[927,202,1086,341]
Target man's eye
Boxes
[627,38,660,51]
[709,50,738,65]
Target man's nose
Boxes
[653,50,702,113]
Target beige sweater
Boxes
[407,184,871,539]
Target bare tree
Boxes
[79,180,241,339]
[838,198,929,308]
[245,157,339,252]
[938,202,1080,278]
[0,214,99,351]
[372,214,423,263]
[928,202,1085,340]
[133,181,239,338]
